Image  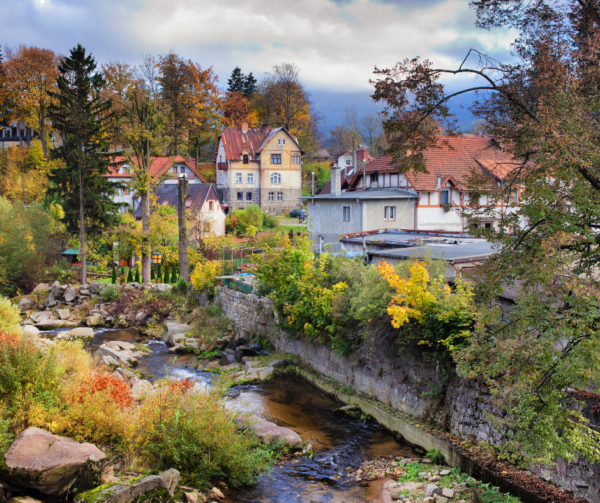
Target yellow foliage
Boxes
[0,296,22,335]
[190,260,221,294]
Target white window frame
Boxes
[292,153,300,164]
[343,206,350,222]
[384,206,396,221]
[271,173,281,184]
[277,138,287,146]
[235,173,242,184]
[247,173,254,184]
[440,189,450,206]
[271,154,282,165]
[277,192,283,202]
[346,159,351,166]
[268,192,274,202]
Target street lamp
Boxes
[151,251,162,283]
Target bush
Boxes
[126,268,133,283]
[226,205,265,236]
[101,284,119,302]
[426,448,446,465]
[190,260,222,299]
[171,267,178,284]
[245,225,258,237]
[176,277,188,293]
[134,268,140,283]
[263,214,279,229]
[111,263,117,284]
[0,296,21,336]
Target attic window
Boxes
[243,154,249,164]
[162,201,169,206]
[277,138,286,146]
[440,189,450,205]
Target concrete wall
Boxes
[216,285,600,503]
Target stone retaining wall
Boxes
[216,286,600,503]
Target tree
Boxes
[243,72,257,99]
[2,46,60,157]
[47,44,120,286]
[370,0,600,464]
[360,111,385,157]
[222,91,258,128]
[329,125,349,155]
[344,105,362,158]
[227,67,245,94]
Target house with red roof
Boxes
[105,155,208,213]
[213,123,304,214]
[304,134,521,245]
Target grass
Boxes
[189,304,232,346]
[280,225,308,234]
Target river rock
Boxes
[249,417,303,449]
[86,314,104,327]
[235,345,256,362]
[165,332,186,347]
[64,287,77,303]
[96,345,137,367]
[4,427,106,495]
[57,327,94,342]
[33,283,50,293]
[434,496,449,503]
[135,311,148,323]
[9,497,44,503]
[258,367,274,380]
[30,311,52,323]
[36,320,78,330]
[74,468,179,503]
[53,308,71,320]
[105,340,136,351]
[208,487,224,500]
[21,325,40,338]
[221,353,237,366]
[442,488,455,499]
[18,297,35,311]
[426,485,441,497]
[164,321,192,339]
[271,359,292,369]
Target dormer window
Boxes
[243,154,249,164]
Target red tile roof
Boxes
[348,135,517,192]
[106,156,207,183]
[213,126,304,163]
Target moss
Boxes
[74,483,118,503]
[132,487,174,503]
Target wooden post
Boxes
[178,176,190,282]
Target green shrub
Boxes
[176,277,188,293]
[101,284,119,302]
[263,214,279,229]
[163,264,170,284]
[225,205,265,236]
[170,267,177,284]
[157,263,162,283]
[426,448,446,465]
[151,266,155,281]
[0,296,21,336]
[111,263,117,284]
[126,268,133,283]
[134,269,140,283]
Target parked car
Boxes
[289,209,308,218]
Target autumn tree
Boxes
[48,44,120,285]
[222,91,258,128]
[2,46,60,157]
[371,0,600,464]
[360,111,385,157]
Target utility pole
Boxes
[178,174,190,282]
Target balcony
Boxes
[217,162,228,171]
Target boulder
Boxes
[79,288,91,296]
[258,367,274,380]
[30,311,52,324]
[123,284,136,293]
[235,345,256,362]
[221,353,237,366]
[434,496,449,503]
[131,379,153,398]
[9,498,44,503]
[74,468,180,503]
[271,359,292,369]
[4,427,106,495]
[86,314,104,327]
[36,320,78,330]
[52,285,64,299]
[21,325,40,338]
[53,308,71,320]
[164,332,186,347]
[163,322,192,340]
[101,355,120,367]
[426,485,441,498]
[89,282,104,295]
[96,345,137,367]
[57,327,94,342]
[208,487,224,500]
[104,341,136,351]
[33,283,50,293]
[18,297,35,312]
[152,283,172,292]
[63,287,77,303]
[442,488,455,499]
[135,311,148,324]
[229,338,247,350]
[248,417,303,449]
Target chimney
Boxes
[357,147,369,162]
[241,122,248,133]
[331,166,341,197]
[262,124,270,134]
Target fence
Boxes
[222,277,254,294]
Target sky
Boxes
[2,0,516,132]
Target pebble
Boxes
[440,470,451,476]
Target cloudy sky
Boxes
[2,0,515,130]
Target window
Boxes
[243,154,249,164]
[235,173,242,184]
[346,159,351,166]
[271,154,281,164]
[268,192,274,202]
[246,192,252,201]
[277,192,283,202]
[512,187,519,204]
[384,206,396,221]
[370,173,378,183]
[185,200,192,208]
[172,166,178,173]
[277,138,286,146]
[237,192,243,201]
[122,187,130,196]
[292,153,300,164]
[270,173,281,184]
[343,206,350,222]
[180,166,186,173]
[247,174,254,184]
[162,201,169,206]
[440,189,450,205]
[208,201,214,211]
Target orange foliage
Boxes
[76,373,133,409]
[167,378,195,395]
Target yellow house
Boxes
[213,123,304,214]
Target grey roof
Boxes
[302,188,418,200]
[367,240,498,264]
[343,229,470,246]
[132,184,215,219]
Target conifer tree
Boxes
[47,44,120,286]
[227,67,245,94]
[151,266,155,281]
[163,264,170,283]
[134,268,140,283]
[243,72,257,98]
[170,265,177,284]
[157,263,162,283]
[127,267,133,283]
[111,263,117,284]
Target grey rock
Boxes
[434,496,448,503]
[21,325,40,338]
[165,332,186,347]
[79,288,91,296]
[163,322,192,340]
[101,355,120,367]
[426,485,441,498]
[53,309,71,320]
[440,470,451,476]
[221,353,237,366]
[442,488,455,499]
[135,311,148,322]
[74,468,180,503]
[30,311,52,323]
[249,416,303,449]
[96,345,137,367]
[423,499,435,503]
[53,285,64,299]
[8,496,44,503]
[153,283,172,292]
[86,314,104,327]
[18,297,35,311]
[33,283,50,293]
[123,284,136,293]
[64,287,77,302]
[104,340,136,351]
[57,327,94,342]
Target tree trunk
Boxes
[78,159,87,286]
[40,104,47,158]
[141,187,151,283]
[178,177,190,282]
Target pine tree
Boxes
[172,267,178,284]
[134,268,140,283]
[243,72,257,98]
[127,267,133,283]
[111,263,117,284]
[227,67,245,94]
[157,263,162,283]
[163,264,170,284]
[47,44,121,286]
[151,266,155,281]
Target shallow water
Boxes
[43,327,416,502]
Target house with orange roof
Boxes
[105,155,208,213]
[213,123,304,214]
[304,134,522,245]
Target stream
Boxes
[43,327,418,502]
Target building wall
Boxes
[363,199,415,232]
[162,164,202,184]
[108,177,134,212]
[418,207,465,231]
[196,197,226,237]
